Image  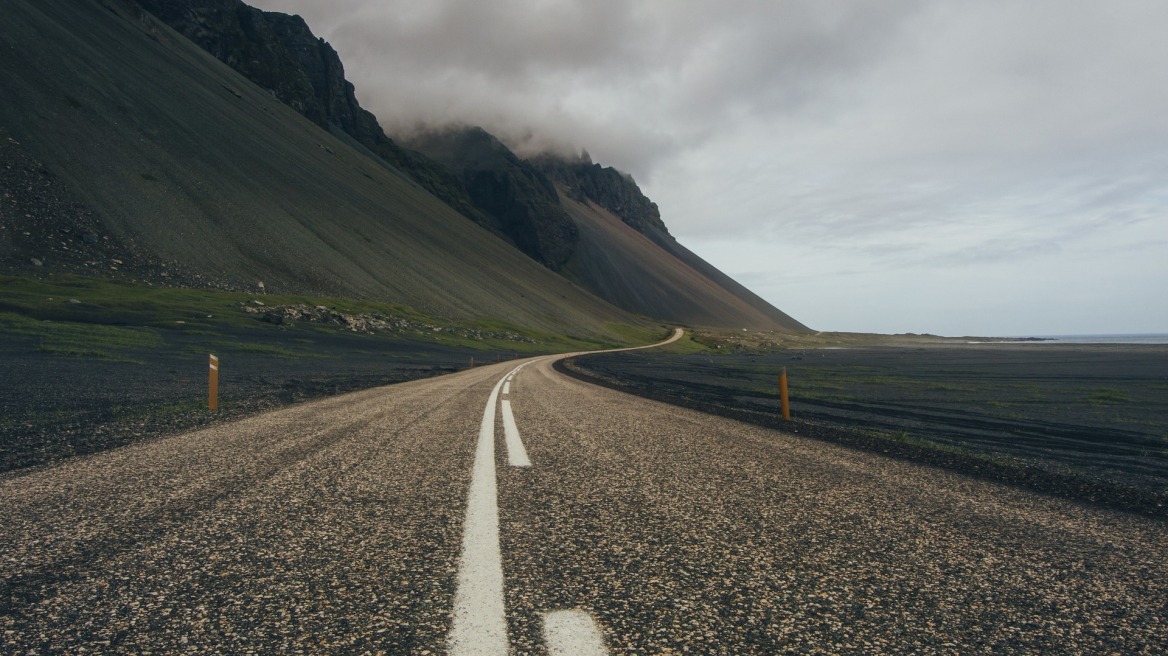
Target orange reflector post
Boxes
[209,353,219,411]
[779,367,790,421]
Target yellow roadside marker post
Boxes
[209,353,219,411]
[779,367,791,420]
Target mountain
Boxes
[127,0,808,332]
[1,0,809,334]
[0,0,627,334]
[131,0,491,229]
[405,127,808,331]
[404,127,578,270]
[531,153,807,331]
[531,151,669,236]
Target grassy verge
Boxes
[0,274,654,357]
[0,274,666,473]
[0,311,164,362]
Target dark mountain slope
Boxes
[0,0,631,333]
[560,193,808,331]
[532,152,668,235]
[538,154,808,332]
[134,0,492,230]
[407,127,809,331]
[128,0,808,331]
[641,228,809,332]
[405,127,577,269]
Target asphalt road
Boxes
[2,333,1166,654]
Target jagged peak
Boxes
[529,152,667,236]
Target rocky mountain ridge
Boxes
[134,0,671,263]
[2,0,808,332]
[531,151,669,237]
[128,0,807,331]
[403,127,578,270]
[133,0,492,229]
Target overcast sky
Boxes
[252,0,1167,336]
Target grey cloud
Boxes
[248,0,1168,333]
[250,0,922,177]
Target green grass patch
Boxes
[659,333,713,355]
[602,322,670,347]
[0,274,648,354]
[0,311,163,361]
[206,341,308,358]
[871,428,1019,466]
[1086,388,1131,405]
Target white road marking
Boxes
[500,399,530,467]
[450,353,635,654]
[448,372,511,656]
[503,381,511,395]
[543,610,609,656]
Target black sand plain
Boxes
[563,344,1168,516]
[0,325,512,474]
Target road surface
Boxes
[2,333,1166,654]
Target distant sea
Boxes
[1010,334,1168,345]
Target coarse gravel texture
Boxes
[501,358,1168,654]
[561,345,1168,517]
[2,354,1166,654]
[0,367,496,653]
[0,325,483,474]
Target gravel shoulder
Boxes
[2,353,1166,653]
[501,356,1168,654]
[0,363,513,653]
[558,344,1168,517]
[0,321,531,475]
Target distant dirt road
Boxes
[2,333,1165,654]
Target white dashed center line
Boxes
[450,360,608,655]
[500,399,530,467]
[543,610,609,656]
[448,371,511,656]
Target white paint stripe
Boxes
[500,399,530,467]
[503,381,511,395]
[543,610,609,656]
[448,374,510,656]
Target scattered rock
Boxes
[241,301,535,342]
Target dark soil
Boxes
[0,325,523,474]
[560,345,1168,517]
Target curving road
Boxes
[2,331,1166,654]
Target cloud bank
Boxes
[251,0,1168,334]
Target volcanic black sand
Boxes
[0,326,518,474]
[562,344,1168,517]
